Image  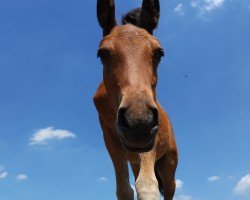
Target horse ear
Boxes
[140,0,160,35]
[97,0,117,37]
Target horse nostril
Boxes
[118,106,159,134]
[117,107,129,130]
[150,107,159,128]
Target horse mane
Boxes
[122,8,141,27]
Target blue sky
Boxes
[0,0,250,199]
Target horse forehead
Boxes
[112,25,148,37]
[100,25,159,47]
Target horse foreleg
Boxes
[155,150,178,200]
[130,163,140,181]
[103,132,134,200]
[136,149,160,200]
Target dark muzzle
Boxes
[116,106,159,152]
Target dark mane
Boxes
[122,8,141,27]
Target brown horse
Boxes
[93,0,178,199]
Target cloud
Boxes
[207,175,220,182]
[0,172,8,179]
[174,194,193,200]
[191,0,225,15]
[98,176,108,182]
[227,175,234,180]
[0,165,4,172]
[16,174,28,181]
[0,165,8,180]
[29,127,76,145]
[174,4,184,15]
[234,174,250,195]
[176,179,184,189]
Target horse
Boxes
[93,0,178,199]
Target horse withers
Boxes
[93,0,178,199]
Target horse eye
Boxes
[97,48,111,59]
[154,48,165,60]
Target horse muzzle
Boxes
[116,106,159,152]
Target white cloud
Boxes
[174,194,193,200]
[207,175,220,182]
[234,174,250,195]
[174,4,184,15]
[0,172,8,179]
[0,165,8,180]
[228,175,234,180]
[16,174,28,181]
[191,0,199,8]
[206,0,225,11]
[176,179,184,189]
[98,176,108,182]
[29,127,76,145]
[191,0,225,15]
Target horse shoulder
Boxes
[156,102,178,160]
[93,82,123,154]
